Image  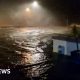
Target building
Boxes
[53,34,80,56]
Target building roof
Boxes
[53,33,80,42]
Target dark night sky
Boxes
[0,0,80,26]
[41,0,80,25]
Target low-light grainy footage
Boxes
[0,0,80,80]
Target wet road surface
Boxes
[0,27,53,79]
[0,27,80,80]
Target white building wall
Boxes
[67,42,80,56]
[53,39,67,55]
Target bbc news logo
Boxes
[0,69,11,74]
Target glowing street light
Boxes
[32,1,38,7]
[26,8,30,12]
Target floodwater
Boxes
[0,27,53,79]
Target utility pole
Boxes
[66,15,69,26]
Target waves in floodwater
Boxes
[0,27,53,78]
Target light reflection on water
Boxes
[0,27,53,77]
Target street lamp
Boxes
[26,8,30,12]
[32,1,38,7]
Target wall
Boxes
[53,39,67,55]
[53,39,80,56]
[67,42,80,56]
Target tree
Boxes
[71,25,80,51]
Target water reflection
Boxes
[0,27,53,77]
[21,52,32,64]
[20,51,46,65]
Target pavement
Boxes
[46,54,80,80]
